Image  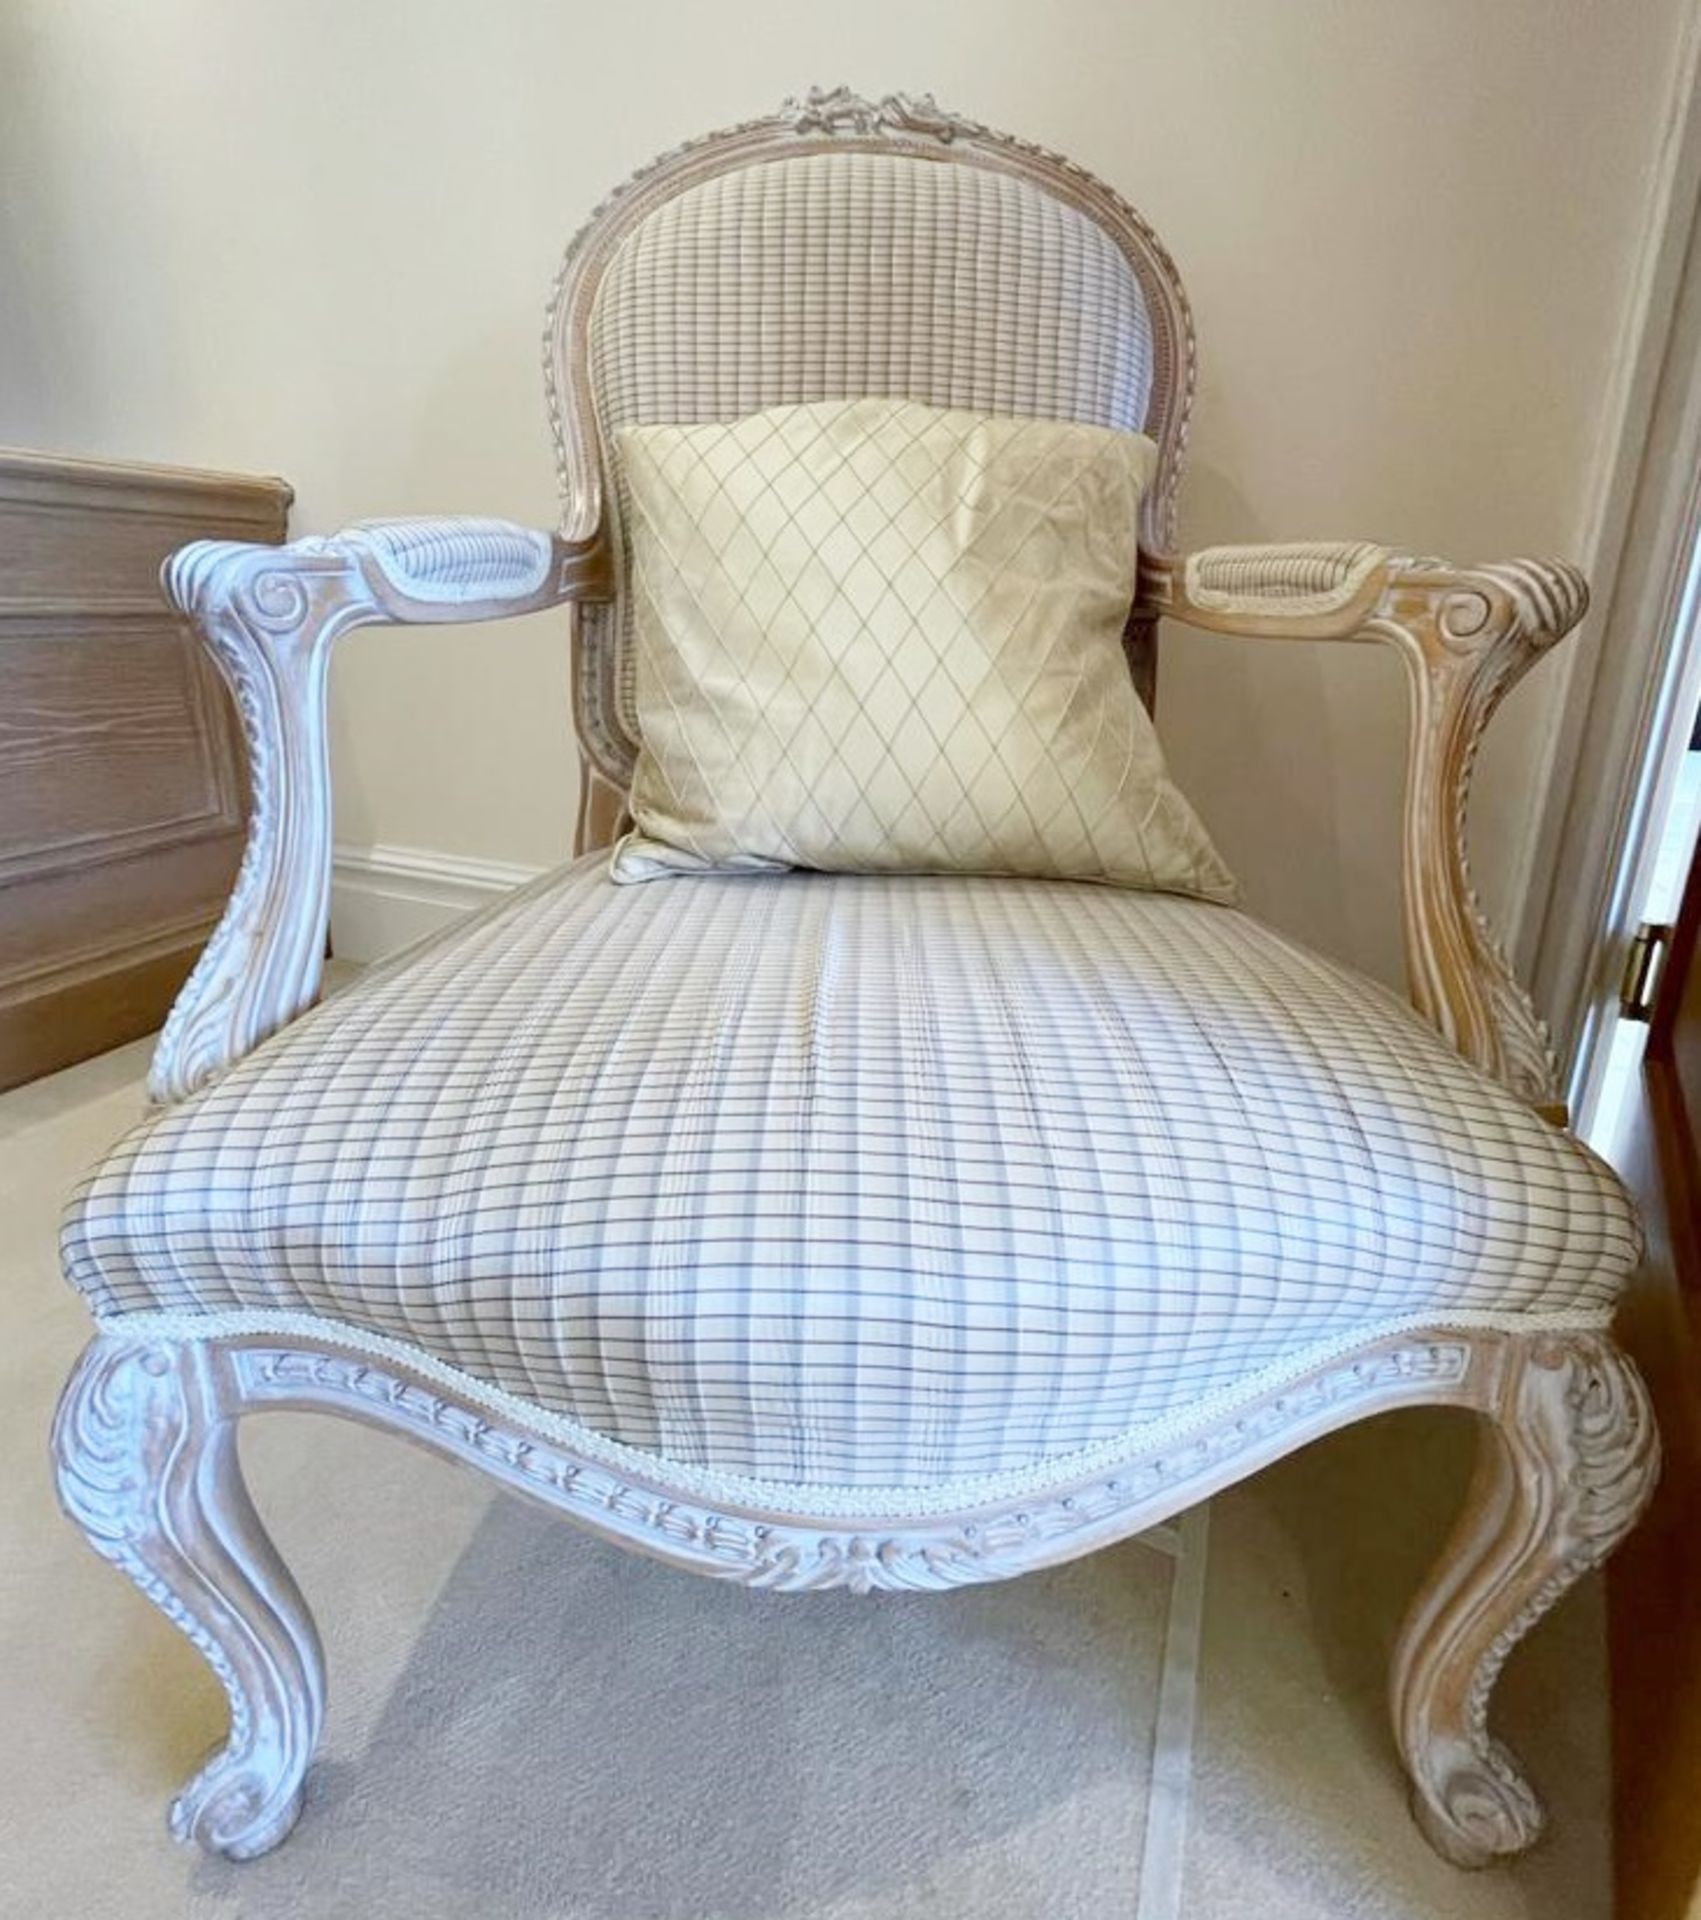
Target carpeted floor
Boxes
[0,1036,1611,1918]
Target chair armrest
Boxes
[1140,542,1588,1119]
[150,517,612,1103]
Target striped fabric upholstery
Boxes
[338,518,554,604]
[581,151,1158,773]
[1183,540,1387,616]
[63,862,1635,1490]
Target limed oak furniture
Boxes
[52,90,1656,1874]
[0,451,288,1090]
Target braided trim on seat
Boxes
[90,1303,1613,1520]
[1184,540,1388,617]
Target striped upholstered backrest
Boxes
[546,91,1195,832]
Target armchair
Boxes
[53,88,1653,1880]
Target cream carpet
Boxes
[0,1037,1611,1918]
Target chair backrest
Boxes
[546,87,1195,822]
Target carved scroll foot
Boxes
[52,1337,325,1859]
[1390,1331,1656,1867]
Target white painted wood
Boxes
[1146,547,1590,1115]
[1391,1332,1657,1867]
[148,519,607,1103]
[1135,1501,1210,1920]
[51,1338,325,1860]
[50,1321,1655,1864]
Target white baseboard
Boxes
[330,843,545,962]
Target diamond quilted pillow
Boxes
[610,397,1238,902]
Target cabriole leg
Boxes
[51,1335,325,1859]
[1390,1331,1657,1866]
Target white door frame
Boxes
[1521,0,1701,1124]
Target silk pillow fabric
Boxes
[610,398,1237,901]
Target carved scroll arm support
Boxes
[152,517,612,1105]
[1139,542,1588,1118]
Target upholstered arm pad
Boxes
[150,518,611,1103]
[1174,540,1391,626]
[168,516,612,625]
[1141,544,1588,1117]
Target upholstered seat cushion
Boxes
[63,860,1636,1490]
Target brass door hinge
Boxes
[1620,920,1675,1022]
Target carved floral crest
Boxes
[777,85,964,143]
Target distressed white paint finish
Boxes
[50,1338,325,1861]
[1135,1500,1211,1920]
[1391,1332,1657,1867]
[1145,546,1589,1113]
[51,1322,1654,1864]
[150,518,607,1104]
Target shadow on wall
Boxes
[321,323,580,885]
[0,13,78,448]
[1162,457,1409,986]
[0,12,194,459]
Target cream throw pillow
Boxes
[611,398,1238,904]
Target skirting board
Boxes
[329,843,544,962]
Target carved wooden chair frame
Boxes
[53,88,1656,1875]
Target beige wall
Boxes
[2,0,1685,984]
